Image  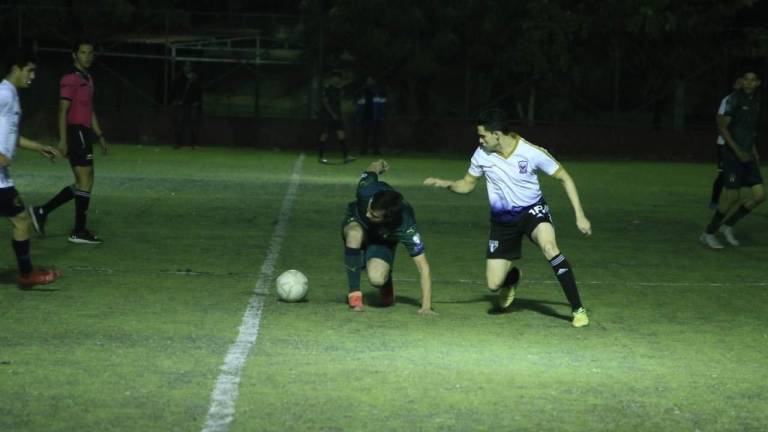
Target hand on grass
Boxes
[418,307,437,316]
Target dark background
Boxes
[3,0,768,159]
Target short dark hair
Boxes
[71,39,94,53]
[3,46,37,75]
[370,190,404,224]
[476,109,512,134]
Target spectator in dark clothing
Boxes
[356,76,386,155]
[318,71,353,164]
[170,62,202,148]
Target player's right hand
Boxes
[736,149,752,162]
[423,177,449,188]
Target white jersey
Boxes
[0,79,21,187]
[716,93,731,146]
[468,138,560,222]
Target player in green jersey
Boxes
[701,69,765,249]
[341,160,435,314]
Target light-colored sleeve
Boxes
[717,95,729,115]
[534,147,561,176]
[468,148,484,177]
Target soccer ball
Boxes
[275,269,308,302]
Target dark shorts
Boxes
[341,202,396,266]
[487,203,553,260]
[67,124,96,167]
[0,187,25,218]
[722,155,763,189]
[320,118,344,136]
[716,145,725,171]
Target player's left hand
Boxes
[576,216,592,236]
[99,136,108,155]
[39,145,60,161]
[418,307,437,315]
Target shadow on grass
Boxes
[483,295,571,322]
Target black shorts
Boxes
[67,125,96,167]
[722,154,763,189]
[0,187,25,218]
[320,118,344,135]
[487,202,553,260]
[715,145,725,171]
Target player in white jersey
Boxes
[423,110,591,327]
[1,48,61,287]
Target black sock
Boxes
[706,210,726,234]
[710,173,723,204]
[344,247,362,293]
[42,185,75,214]
[12,239,32,275]
[504,266,520,287]
[722,205,752,228]
[74,189,91,232]
[380,275,393,292]
[340,139,348,158]
[549,254,583,311]
[318,139,326,159]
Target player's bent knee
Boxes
[368,271,389,287]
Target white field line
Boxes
[201,154,304,432]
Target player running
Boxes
[423,110,591,327]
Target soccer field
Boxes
[1,145,767,431]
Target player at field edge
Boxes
[341,159,435,314]
[29,40,107,244]
[700,68,765,249]
[423,109,591,327]
[1,47,62,286]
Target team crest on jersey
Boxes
[518,160,529,174]
[489,240,499,253]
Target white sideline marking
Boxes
[202,154,304,432]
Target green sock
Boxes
[344,247,362,293]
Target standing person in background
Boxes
[317,71,353,164]
[170,61,202,149]
[700,69,764,249]
[1,47,62,286]
[357,76,386,156]
[29,40,106,244]
[709,77,743,209]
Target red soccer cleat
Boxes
[18,269,61,287]
[347,291,364,311]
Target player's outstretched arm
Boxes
[19,136,60,161]
[423,172,478,194]
[552,168,592,236]
[412,253,436,315]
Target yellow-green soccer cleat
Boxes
[498,267,521,309]
[572,307,589,328]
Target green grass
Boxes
[1,145,767,431]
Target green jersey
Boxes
[724,90,761,153]
[345,171,425,257]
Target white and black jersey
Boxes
[0,79,21,188]
[468,138,561,223]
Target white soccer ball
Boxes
[275,269,308,302]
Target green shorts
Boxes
[341,202,396,266]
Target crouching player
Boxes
[342,160,435,314]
